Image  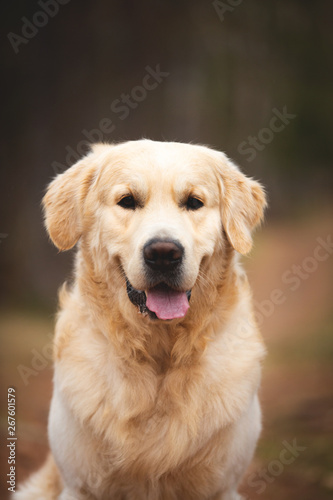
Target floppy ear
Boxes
[219,157,267,255]
[42,154,97,251]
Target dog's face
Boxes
[43,140,266,321]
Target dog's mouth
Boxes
[126,279,191,321]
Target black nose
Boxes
[143,239,184,272]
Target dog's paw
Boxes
[213,492,245,500]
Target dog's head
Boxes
[43,140,266,321]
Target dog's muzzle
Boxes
[125,238,192,320]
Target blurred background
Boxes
[1,1,332,498]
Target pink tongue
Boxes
[146,287,189,320]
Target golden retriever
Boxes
[15,140,266,500]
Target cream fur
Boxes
[14,140,266,500]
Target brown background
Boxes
[1,1,333,499]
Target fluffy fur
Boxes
[14,140,266,500]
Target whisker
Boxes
[197,269,214,291]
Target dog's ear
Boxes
[42,153,98,251]
[218,155,267,255]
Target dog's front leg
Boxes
[49,389,98,500]
[58,489,78,500]
[212,492,244,500]
[58,488,94,500]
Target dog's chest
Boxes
[97,362,215,475]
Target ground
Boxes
[1,210,332,499]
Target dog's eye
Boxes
[186,196,204,211]
[117,195,136,210]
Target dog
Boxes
[15,140,266,500]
